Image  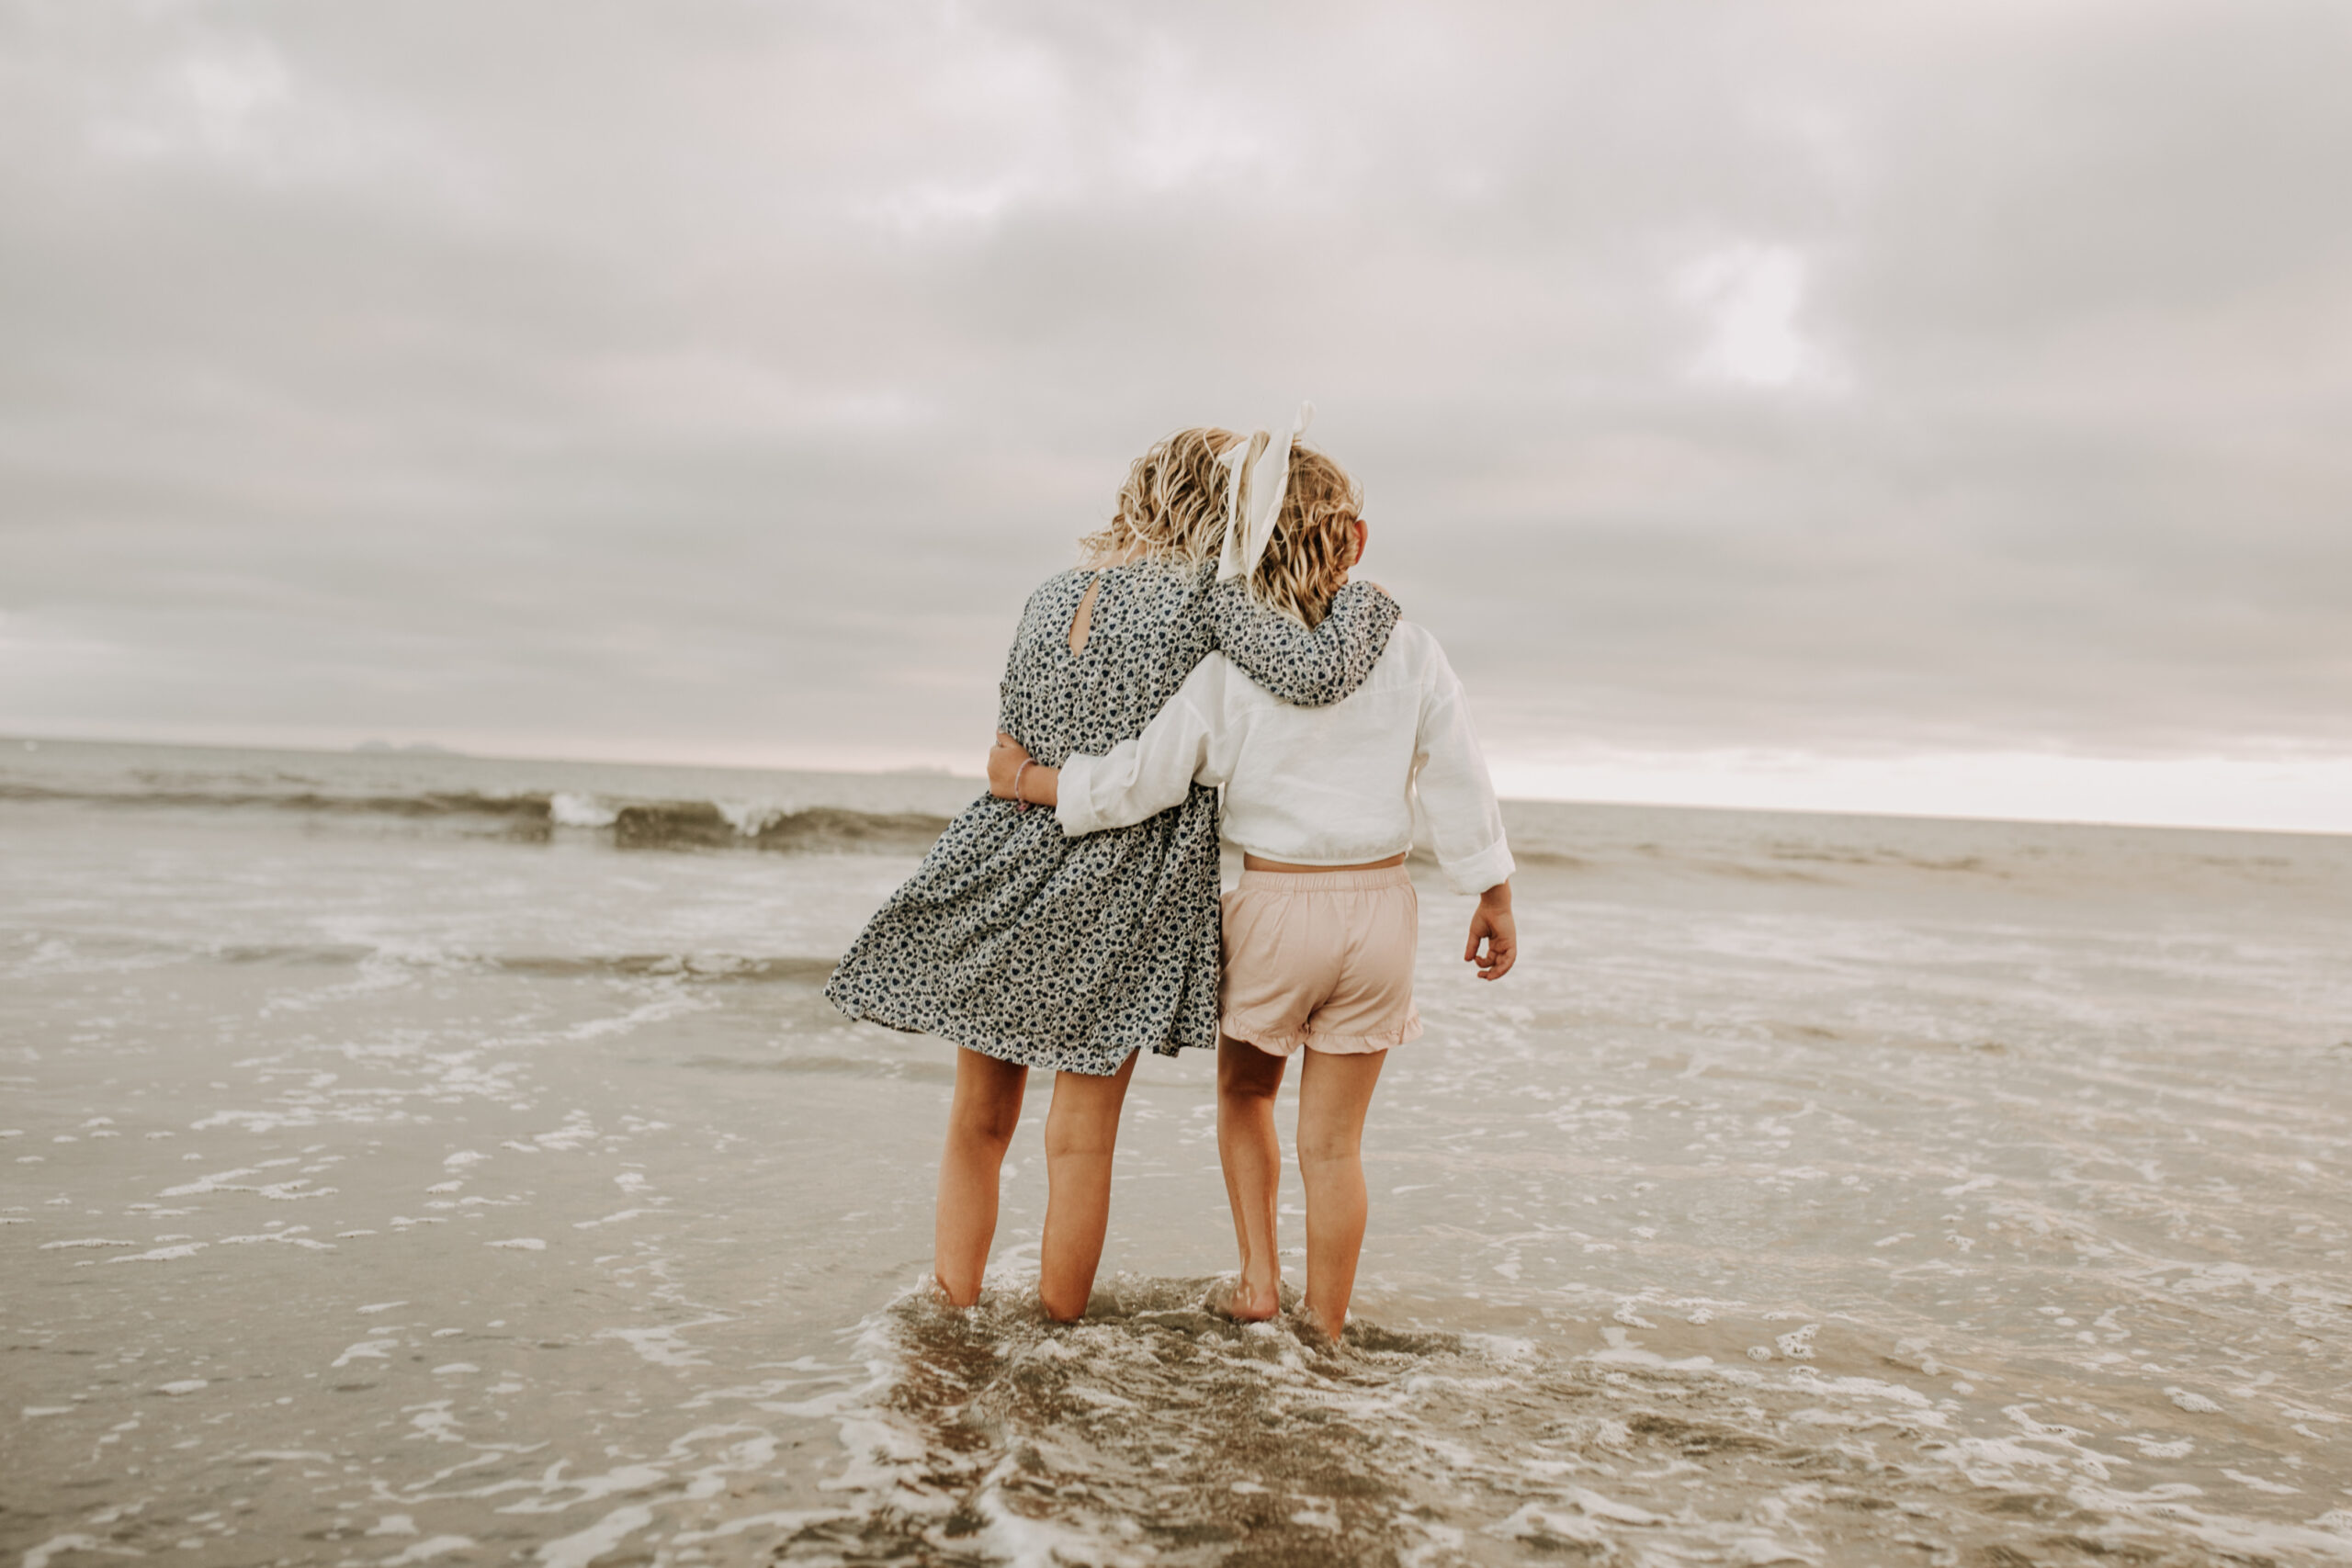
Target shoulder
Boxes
[1182,649,1263,715]
[1019,567,1088,615]
[1182,649,1242,696]
[1386,621,1463,688]
[1099,562,1208,636]
[1388,620,1439,658]
[1129,558,1211,593]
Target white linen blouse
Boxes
[1055,620,1514,894]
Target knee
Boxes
[948,1100,1021,1151]
[1294,1122,1362,1168]
[1043,1114,1116,1163]
[1218,1058,1282,1107]
[1218,1083,1278,1121]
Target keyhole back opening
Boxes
[1067,575,1104,656]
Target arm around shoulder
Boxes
[1206,576,1398,707]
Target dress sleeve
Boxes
[1411,649,1515,895]
[1057,657,1237,837]
[1205,575,1398,708]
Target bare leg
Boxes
[1038,1050,1140,1321]
[1295,1048,1387,1337]
[933,1047,1028,1306]
[1216,1034,1289,1320]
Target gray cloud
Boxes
[4,0,2347,780]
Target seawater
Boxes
[3,739,2348,1567]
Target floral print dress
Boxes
[825,559,1397,1076]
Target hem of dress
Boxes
[828,990,1154,1077]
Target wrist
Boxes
[1477,880,1512,909]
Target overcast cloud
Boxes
[4,1,2348,827]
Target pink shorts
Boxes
[1218,865,1422,1056]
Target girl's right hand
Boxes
[988,734,1034,799]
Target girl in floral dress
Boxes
[826,423,1396,1320]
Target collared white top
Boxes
[1057,621,1514,894]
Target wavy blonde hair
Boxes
[1080,426,1241,568]
[1079,426,1363,626]
[1245,442,1363,627]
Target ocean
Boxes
[4,738,2348,1567]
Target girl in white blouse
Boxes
[987,419,1516,1335]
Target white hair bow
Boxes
[1216,401,1314,582]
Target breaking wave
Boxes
[609,800,953,852]
[0,781,954,853]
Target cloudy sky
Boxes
[5,1,2348,829]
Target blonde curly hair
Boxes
[1080,426,1241,569]
[1079,426,1363,626]
[1242,442,1363,627]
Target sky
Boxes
[4,1,2349,830]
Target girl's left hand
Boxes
[988,734,1034,799]
[1464,881,1517,981]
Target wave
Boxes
[609,801,952,852]
[0,782,549,818]
[0,782,954,854]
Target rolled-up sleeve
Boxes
[1057,657,1238,837]
[1411,669,1514,895]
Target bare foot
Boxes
[1205,1275,1280,1322]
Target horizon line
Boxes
[7,729,2348,841]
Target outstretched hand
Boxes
[988,734,1033,800]
[1464,882,1517,981]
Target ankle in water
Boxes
[1295,1303,1346,1345]
[1205,1275,1281,1322]
[929,1273,980,1310]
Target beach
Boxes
[4,738,2349,1567]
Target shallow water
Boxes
[4,739,2349,1566]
